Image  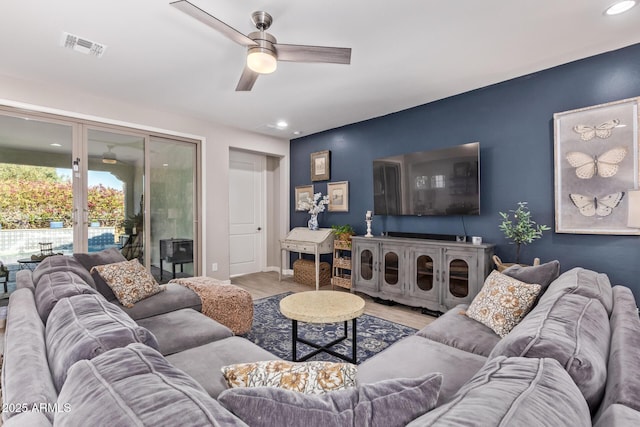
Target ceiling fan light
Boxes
[247,48,277,74]
[102,152,117,164]
[605,0,636,15]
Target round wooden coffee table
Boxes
[280,290,365,363]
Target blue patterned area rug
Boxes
[245,292,417,364]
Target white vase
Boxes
[308,214,319,230]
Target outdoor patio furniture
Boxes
[0,260,9,293]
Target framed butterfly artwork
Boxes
[554,97,640,235]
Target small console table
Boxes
[159,238,194,280]
[279,227,335,290]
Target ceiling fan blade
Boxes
[275,44,351,64]
[235,66,259,91]
[170,0,257,47]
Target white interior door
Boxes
[229,149,265,276]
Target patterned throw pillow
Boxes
[91,259,163,308]
[466,270,541,338]
[221,360,357,394]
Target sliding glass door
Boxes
[0,108,200,284]
[0,112,77,264]
[86,127,147,264]
[149,136,199,279]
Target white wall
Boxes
[0,74,290,280]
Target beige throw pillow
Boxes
[466,270,541,337]
[91,259,163,308]
[222,360,357,394]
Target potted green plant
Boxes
[120,219,135,235]
[331,224,355,246]
[498,201,550,265]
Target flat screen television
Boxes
[373,142,480,216]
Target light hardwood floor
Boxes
[231,271,436,330]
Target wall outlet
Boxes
[211,263,218,272]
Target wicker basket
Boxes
[331,274,352,290]
[293,259,331,287]
[333,239,352,250]
[333,257,352,269]
[493,255,540,272]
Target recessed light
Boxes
[50,143,62,147]
[276,120,288,129]
[605,0,636,15]
[163,163,169,167]
[293,131,301,136]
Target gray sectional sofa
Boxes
[357,267,640,426]
[1,254,277,426]
[2,252,640,426]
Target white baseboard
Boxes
[264,266,293,276]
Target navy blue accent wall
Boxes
[290,43,640,304]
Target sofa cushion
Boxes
[34,270,100,323]
[56,343,246,427]
[136,308,233,356]
[74,247,128,301]
[46,294,159,391]
[540,267,613,315]
[502,259,560,296]
[594,286,640,423]
[118,282,201,320]
[416,304,500,357]
[222,360,357,394]
[1,289,58,423]
[218,373,442,427]
[356,335,486,405]
[166,336,280,398]
[32,255,96,289]
[407,356,591,426]
[466,270,541,337]
[594,404,640,427]
[91,258,163,308]
[2,412,52,427]
[489,292,610,412]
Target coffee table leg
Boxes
[292,319,298,362]
[352,318,357,363]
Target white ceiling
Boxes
[0,0,639,139]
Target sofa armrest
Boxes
[16,269,35,292]
[2,289,58,423]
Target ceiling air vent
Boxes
[60,32,107,58]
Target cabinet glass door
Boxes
[416,255,434,291]
[384,251,399,285]
[448,258,470,298]
[444,249,481,308]
[360,249,374,280]
[381,244,403,294]
[353,240,379,292]
[409,247,441,306]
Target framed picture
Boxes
[310,150,330,181]
[327,181,349,212]
[295,185,314,211]
[554,97,640,235]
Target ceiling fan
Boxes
[102,145,118,164]
[170,0,352,91]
